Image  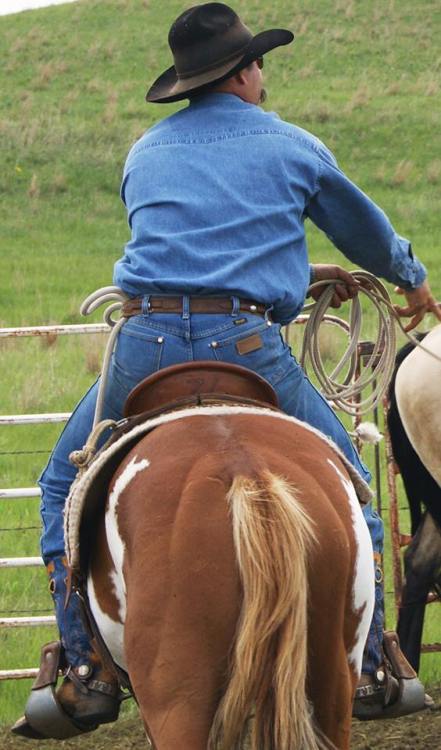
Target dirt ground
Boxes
[2,688,440,750]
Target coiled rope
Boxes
[300,270,441,416]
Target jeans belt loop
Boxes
[141,295,151,315]
[231,295,240,317]
[264,303,274,322]
[182,295,190,320]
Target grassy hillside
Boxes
[0,0,440,728]
[1,0,440,326]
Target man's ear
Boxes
[234,69,248,86]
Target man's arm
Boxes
[305,149,440,330]
[306,149,426,290]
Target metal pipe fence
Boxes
[0,321,109,681]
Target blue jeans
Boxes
[39,303,383,670]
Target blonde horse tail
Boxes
[209,470,331,750]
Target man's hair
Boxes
[187,61,257,101]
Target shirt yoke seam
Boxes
[128,128,324,158]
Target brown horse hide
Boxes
[87,407,374,750]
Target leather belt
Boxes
[121,296,270,319]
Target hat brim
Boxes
[146,28,294,104]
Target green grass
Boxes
[1,0,441,727]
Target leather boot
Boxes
[353,631,427,720]
[12,553,122,739]
[11,642,121,739]
[48,557,121,729]
[56,652,120,727]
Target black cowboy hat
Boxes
[146,3,294,104]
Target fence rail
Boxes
[0,323,109,338]
[0,669,40,681]
[0,488,41,499]
[0,557,44,568]
[0,616,55,628]
[0,413,70,426]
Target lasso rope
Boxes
[79,286,129,428]
[300,270,441,416]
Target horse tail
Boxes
[209,470,331,750]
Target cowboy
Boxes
[13,2,441,739]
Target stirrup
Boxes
[353,631,426,720]
[11,641,95,740]
[378,631,426,719]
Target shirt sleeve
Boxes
[305,146,426,290]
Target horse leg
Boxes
[121,475,241,750]
[398,514,441,672]
[398,598,428,674]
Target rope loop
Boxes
[80,286,129,427]
[69,419,118,472]
[300,271,397,416]
[300,270,441,415]
[80,286,129,328]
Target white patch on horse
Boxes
[87,574,127,670]
[106,455,149,620]
[327,459,375,675]
[395,324,441,487]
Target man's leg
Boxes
[13,380,121,739]
[39,381,108,668]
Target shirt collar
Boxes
[188,92,257,111]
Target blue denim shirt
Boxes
[114,93,426,325]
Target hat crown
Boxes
[169,3,237,47]
[168,3,253,78]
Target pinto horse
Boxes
[84,396,374,750]
[387,325,441,671]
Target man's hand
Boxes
[394,281,441,332]
[310,264,360,308]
